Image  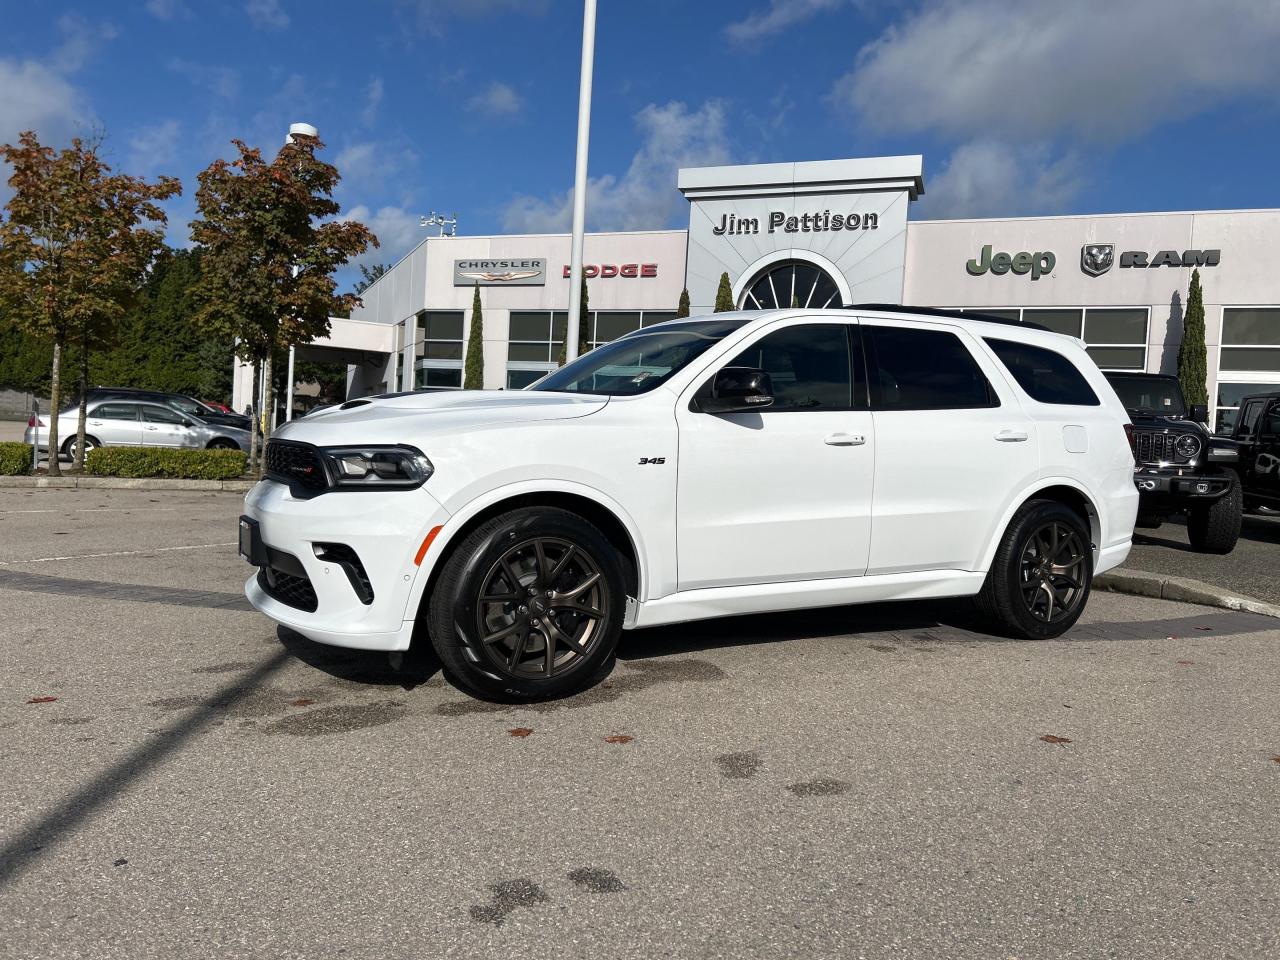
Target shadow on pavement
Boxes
[0,650,291,888]
[276,626,442,690]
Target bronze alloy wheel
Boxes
[1018,520,1088,623]
[474,536,608,680]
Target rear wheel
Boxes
[426,507,626,700]
[61,435,99,460]
[207,438,239,450]
[1186,480,1241,554]
[975,500,1093,640]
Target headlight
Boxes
[319,446,433,489]
[1174,434,1202,459]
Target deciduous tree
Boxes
[0,131,178,474]
[189,134,376,473]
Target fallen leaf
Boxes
[289,698,314,707]
[604,735,634,744]
[1039,734,1073,744]
[1272,756,1280,764]
[508,727,534,738]
[26,696,57,704]
[1176,660,1195,665]
[113,858,128,867]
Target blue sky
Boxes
[4,0,1280,288]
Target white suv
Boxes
[240,307,1138,700]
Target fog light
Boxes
[1195,482,1210,494]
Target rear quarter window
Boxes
[984,338,1100,407]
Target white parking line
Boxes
[0,542,237,566]
[0,507,182,515]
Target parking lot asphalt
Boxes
[1128,512,1280,605]
[1,487,1279,960]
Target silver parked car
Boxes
[25,399,251,458]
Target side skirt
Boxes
[627,569,987,630]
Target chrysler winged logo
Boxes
[457,269,542,283]
[1081,243,1115,277]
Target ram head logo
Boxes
[1081,244,1115,277]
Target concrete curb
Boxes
[1096,567,1280,620]
[0,475,255,492]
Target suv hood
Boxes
[272,390,608,445]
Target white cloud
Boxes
[397,0,548,35]
[503,100,731,233]
[361,77,384,127]
[246,0,289,30]
[50,14,117,74]
[726,0,846,44]
[832,0,1280,144]
[344,204,421,267]
[0,59,90,148]
[127,119,182,176]
[334,141,418,191]
[920,140,1083,220]
[145,0,191,20]
[465,81,522,117]
[168,59,240,100]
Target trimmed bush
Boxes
[0,441,33,476]
[85,446,247,480]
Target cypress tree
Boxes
[464,281,484,389]
[557,278,591,365]
[713,272,734,312]
[675,288,690,318]
[1178,268,1208,407]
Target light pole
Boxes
[564,0,597,363]
[283,122,317,424]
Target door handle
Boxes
[995,429,1029,442]
[824,433,866,446]
[145,426,159,431]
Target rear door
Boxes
[140,404,195,448]
[864,320,1039,575]
[675,319,875,590]
[88,402,143,446]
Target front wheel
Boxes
[1187,480,1241,554]
[426,507,626,700]
[207,438,239,450]
[974,500,1093,640]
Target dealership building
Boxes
[233,154,1280,430]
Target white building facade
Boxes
[234,154,1280,431]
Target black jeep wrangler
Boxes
[1104,372,1241,554]
[1216,391,1280,514]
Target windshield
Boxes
[531,318,749,396]
[1106,375,1187,417]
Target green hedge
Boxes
[85,447,248,480]
[0,441,32,476]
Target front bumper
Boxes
[241,479,450,651]
[1132,468,1233,501]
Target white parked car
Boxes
[26,398,252,458]
[240,307,1138,700]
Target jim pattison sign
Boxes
[712,210,879,236]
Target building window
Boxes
[592,311,641,347]
[506,309,676,386]
[1083,308,1148,370]
[1220,308,1280,372]
[413,310,465,388]
[962,306,1148,371]
[741,260,842,310]
[506,369,545,390]
[1215,381,1278,432]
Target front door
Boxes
[87,402,143,446]
[140,404,193,448]
[675,320,875,591]
[1242,397,1280,507]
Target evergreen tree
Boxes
[713,272,734,312]
[1178,268,1208,407]
[464,282,484,389]
[557,278,591,365]
[675,288,690,318]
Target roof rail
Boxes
[850,303,1047,332]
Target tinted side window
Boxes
[141,405,185,425]
[868,326,996,410]
[726,323,852,411]
[1261,400,1280,437]
[984,338,1100,406]
[93,403,138,420]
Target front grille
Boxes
[258,566,318,612]
[265,440,328,492]
[1132,429,1196,466]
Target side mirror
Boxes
[1189,403,1208,424]
[694,367,774,414]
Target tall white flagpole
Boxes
[564,0,597,362]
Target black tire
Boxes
[426,507,626,700]
[207,438,239,450]
[1186,479,1242,554]
[974,499,1093,640]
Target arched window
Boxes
[741,260,843,310]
